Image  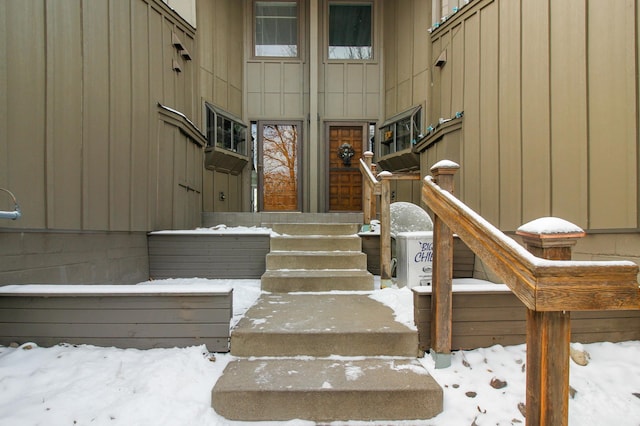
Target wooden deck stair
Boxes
[211,223,443,422]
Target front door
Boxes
[328,125,364,211]
[258,122,301,211]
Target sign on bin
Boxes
[396,231,433,288]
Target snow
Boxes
[149,225,274,236]
[430,159,460,171]
[1,278,639,425]
[517,216,584,235]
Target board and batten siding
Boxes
[0,285,233,352]
[424,0,639,233]
[0,0,201,233]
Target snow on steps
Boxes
[211,223,443,422]
[212,293,443,422]
[212,357,442,422]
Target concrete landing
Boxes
[212,357,443,422]
[231,293,418,357]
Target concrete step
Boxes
[272,222,360,236]
[270,234,362,251]
[212,357,443,422]
[261,269,374,292]
[230,294,418,357]
[265,250,367,270]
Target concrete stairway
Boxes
[261,223,374,292]
[211,223,443,422]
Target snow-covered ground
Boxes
[1,278,639,425]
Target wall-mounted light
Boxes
[219,191,226,201]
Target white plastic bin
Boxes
[395,231,433,288]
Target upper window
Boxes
[206,104,248,156]
[255,1,298,57]
[328,3,372,60]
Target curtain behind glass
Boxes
[329,4,372,59]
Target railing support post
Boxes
[363,152,374,224]
[379,171,393,288]
[516,218,586,426]
[429,161,459,368]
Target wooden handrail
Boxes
[359,154,421,287]
[422,160,640,426]
[422,174,640,311]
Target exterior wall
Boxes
[379,0,431,202]
[198,0,249,212]
[243,0,385,211]
[0,0,202,284]
[422,0,639,235]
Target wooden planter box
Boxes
[413,284,640,351]
[148,231,271,279]
[0,284,233,352]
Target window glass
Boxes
[379,107,421,157]
[328,3,372,60]
[255,1,298,57]
[206,104,248,156]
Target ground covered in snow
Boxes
[1,278,639,425]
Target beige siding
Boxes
[0,2,47,228]
[497,0,522,231]
[587,0,637,229]
[423,0,639,232]
[82,0,111,230]
[46,0,84,230]
[382,0,429,121]
[0,0,201,233]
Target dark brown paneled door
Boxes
[329,125,363,211]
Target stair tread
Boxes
[230,293,416,356]
[262,269,372,276]
[235,293,412,334]
[212,357,443,422]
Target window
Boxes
[379,106,422,157]
[206,104,247,156]
[328,3,372,60]
[255,1,298,57]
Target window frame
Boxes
[326,1,374,62]
[253,0,301,59]
[378,106,422,157]
[205,103,248,157]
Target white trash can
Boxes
[395,231,433,288]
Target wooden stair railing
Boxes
[423,160,640,426]
[359,152,420,288]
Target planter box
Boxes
[0,284,233,352]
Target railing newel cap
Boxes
[430,159,460,172]
[363,151,374,158]
[516,217,585,239]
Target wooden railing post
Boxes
[429,161,459,368]
[516,218,586,426]
[362,152,374,224]
[378,171,392,288]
